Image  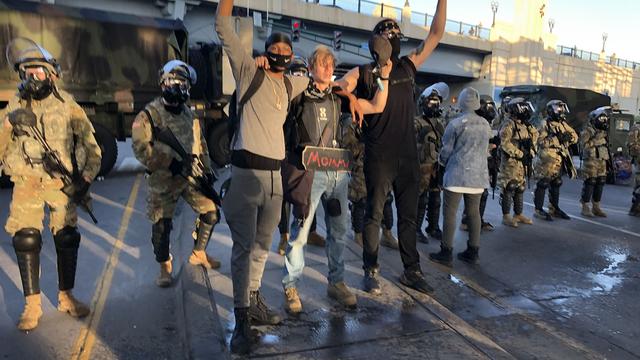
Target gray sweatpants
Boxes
[442,190,482,249]
[223,166,283,308]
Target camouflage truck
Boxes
[0,0,240,186]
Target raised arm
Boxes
[355,60,392,114]
[408,0,447,68]
[215,0,256,85]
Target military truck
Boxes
[0,0,241,185]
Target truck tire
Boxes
[207,121,230,168]
[93,122,118,177]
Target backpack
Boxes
[228,69,293,149]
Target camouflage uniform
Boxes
[498,118,538,221]
[627,123,640,215]
[415,115,444,239]
[132,97,219,272]
[579,124,609,216]
[532,118,577,219]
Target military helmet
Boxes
[506,97,535,122]
[5,37,61,78]
[418,82,449,118]
[288,56,309,77]
[477,95,497,122]
[589,106,611,131]
[159,60,197,85]
[546,99,570,122]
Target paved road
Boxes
[0,152,638,359]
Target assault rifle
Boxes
[547,122,577,178]
[488,135,500,198]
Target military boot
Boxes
[381,229,399,249]
[58,290,90,318]
[591,202,607,217]
[230,307,252,355]
[278,233,289,255]
[500,191,517,227]
[534,209,553,221]
[189,214,221,269]
[17,294,43,331]
[481,220,495,231]
[502,214,518,227]
[429,245,453,267]
[457,246,479,265]
[514,214,533,224]
[156,256,173,288]
[249,290,281,325]
[548,185,570,219]
[363,268,382,295]
[426,191,443,240]
[629,201,640,217]
[581,202,594,217]
[548,203,571,220]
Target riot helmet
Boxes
[158,60,197,105]
[589,106,611,131]
[288,56,309,77]
[477,95,497,122]
[6,37,60,100]
[506,97,535,123]
[546,100,570,122]
[419,82,449,118]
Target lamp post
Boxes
[602,32,608,53]
[491,1,499,27]
[548,18,555,33]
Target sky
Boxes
[356,0,640,63]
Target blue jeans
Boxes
[282,171,350,289]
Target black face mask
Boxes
[162,84,189,106]
[19,77,53,100]
[477,105,497,122]
[389,36,401,58]
[266,52,291,72]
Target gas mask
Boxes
[421,96,442,118]
[161,78,190,106]
[547,101,570,122]
[18,66,53,100]
[477,102,497,122]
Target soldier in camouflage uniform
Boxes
[0,39,101,331]
[533,100,578,221]
[579,107,611,217]
[344,119,398,249]
[492,96,512,131]
[627,122,640,216]
[415,83,448,243]
[132,60,220,288]
[498,98,538,227]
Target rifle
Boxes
[153,126,222,207]
[488,135,500,198]
[604,133,614,180]
[547,122,577,178]
[20,113,98,224]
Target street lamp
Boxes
[548,18,555,33]
[491,1,499,27]
[602,32,608,53]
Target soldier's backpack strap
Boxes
[142,106,161,142]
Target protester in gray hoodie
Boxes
[429,87,492,266]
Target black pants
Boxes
[363,156,420,272]
[352,194,394,234]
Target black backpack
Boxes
[228,69,293,148]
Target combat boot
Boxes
[17,294,43,331]
[591,202,607,217]
[230,307,252,355]
[284,287,302,313]
[429,246,453,267]
[502,214,518,227]
[481,221,495,231]
[548,204,571,220]
[363,268,382,295]
[278,233,289,255]
[249,290,281,325]
[534,209,553,221]
[381,229,399,249]
[307,231,326,247]
[188,250,221,269]
[156,256,173,287]
[514,214,533,225]
[354,232,363,247]
[581,202,594,217]
[416,229,429,244]
[457,246,479,265]
[629,202,640,217]
[57,290,90,318]
[327,282,357,308]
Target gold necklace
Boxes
[265,74,284,110]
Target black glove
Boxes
[560,132,573,144]
[62,177,91,203]
[8,109,37,128]
[169,158,183,176]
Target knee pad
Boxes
[13,228,42,253]
[516,185,526,194]
[53,226,81,250]
[596,176,607,185]
[585,177,597,186]
[536,178,550,189]
[550,177,563,187]
[505,180,519,193]
[199,210,219,225]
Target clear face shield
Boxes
[6,37,58,77]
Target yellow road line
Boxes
[69,174,143,360]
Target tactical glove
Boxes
[8,109,37,128]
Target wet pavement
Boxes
[0,148,639,359]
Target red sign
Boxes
[302,146,352,171]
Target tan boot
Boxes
[514,214,533,225]
[58,290,90,318]
[284,287,302,313]
[581,202,594,217]
[156,256,173,288]
[189,250,221,269]
[278,233,289,256]
[381,229,399,250]
[592,202,607,217]
[307,231,326,247]
[502,214,518,228]
[17,294,43,331]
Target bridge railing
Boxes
[301,0,491,40]
[557,45,639,70]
